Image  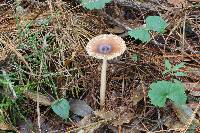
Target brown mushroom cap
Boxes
[86,34,126,60]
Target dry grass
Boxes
[0,0,200,132]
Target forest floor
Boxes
[0,0,200,133]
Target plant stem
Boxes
[100,59,107,108]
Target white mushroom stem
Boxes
[100,58,107,108]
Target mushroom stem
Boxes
[100,58,107,108]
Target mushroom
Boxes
[86,34,126,108]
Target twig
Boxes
[36,54,44,133]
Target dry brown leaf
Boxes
[23,90,52,106]
[172,104,200,125]
[69,110,118,133]
[132,84,144,106]
[76,111,117,133]
[78,115,93,127]
[95,108,134,126]
[94,110,117,120]
[105,26,125,34]
[112,112,134,126]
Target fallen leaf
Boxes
[105,26,125,34]
[69,99,93,117]
[112,112,134,126]
[172,104,199,125]
[23,90,52,106]
[94,110,117,120]
[132,84,144,106]
[78,115,93,127]
[51,98,70,120]
[76,113,103,133]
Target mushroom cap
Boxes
[86,34,126,60]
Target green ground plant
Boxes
[1,1,195,128]
[128,16,168,43]
[148,60,187,107]
[0,4,73,123]
[81,0,167,43]
[80,0,186,109]
[162,59,187,77]
[51,98,70,120]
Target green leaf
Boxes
[148,81,170,107]
[174,72,187,77]
[51,98,70,120]
[162,69,171,76]
[128,28,151,43]
[164,59,171,70]
[81,0,112,10]
[172,62,186,72]
[146,16,168,33]
[148,80,187,107]
[167,80,187,105]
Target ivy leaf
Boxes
[81,0,112,10]
[146,16,168,33]
[128,28,151,43]
[172,62,186,72]
[174,72,187,77]
[164,59,172,70]
[148,80,187,107]
[51,98,70,120]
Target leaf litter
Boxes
[0,0,200,132]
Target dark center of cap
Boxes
[97,44,112,54]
